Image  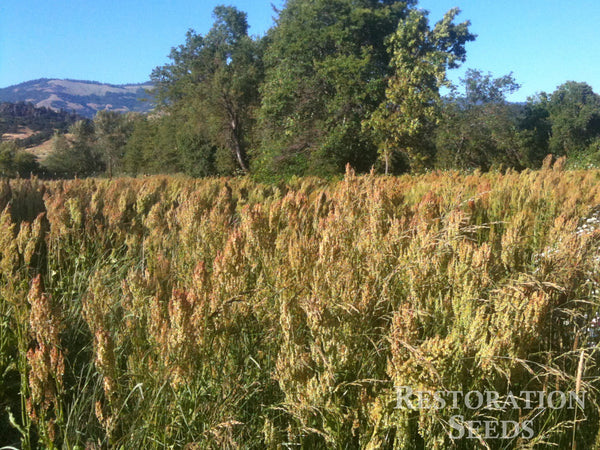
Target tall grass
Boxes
[0,164,600,448]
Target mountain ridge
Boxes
[0,78,155,118]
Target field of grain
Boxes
[1,161,600,448]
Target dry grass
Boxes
[1,126,36,141]
[0,165,600,448]
[24,137,53,161]
[24,134,74,162]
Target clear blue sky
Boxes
[1,0,598,101]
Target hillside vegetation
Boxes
[1,165,600,448]
[0,102,80,148]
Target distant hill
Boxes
[0,78,155,118]
[0,102,82,148]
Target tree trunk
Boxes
[222,94,249,174]
[231,130,249,173]
[385,152,389,175]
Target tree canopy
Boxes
[254,0,419,178]
[366,8,475,173]
[547,81,600,156]
[12,1,600,180]
[151,6,264,174]
[435,69,523,170]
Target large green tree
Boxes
[44,131,74,177]
[0,140,39,178]
[517,93,552,168]
[256,0,417,178]
[94,111,133,178]
[367,8,475,173]
[151,6,263,174]
[123,114,222,177]
[435,69,522,170]
[547,81,600,156]
[0,141,37,178]
[0,141,18,177]
[44,120,103,178]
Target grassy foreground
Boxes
[2,162,600,448]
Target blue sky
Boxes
[1,0,598,101]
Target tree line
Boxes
[9,0,600,179]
